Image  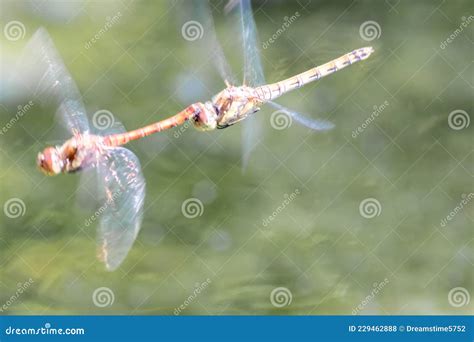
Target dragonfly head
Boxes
[192,102,218,131]
[37,146,63,176]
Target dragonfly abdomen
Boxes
[104,104,201,146]
[255,46,374,102]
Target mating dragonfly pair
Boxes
[26,0,373,270]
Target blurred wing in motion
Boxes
[239,0,265,88]
[96,147,146,271]
[268,101,335,131]
[76,120,128,212]
[90,113,128,136]
[236,0,266,170]
[19,27,89,135]
[193,0,236,85]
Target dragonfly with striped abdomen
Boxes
[29,1,373,270]
[188,0,373,167]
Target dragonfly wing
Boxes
[90,113,127,136]
[76,120,128,211]
[185,0,237,86]
[76,167,99,214]
[19,28,89,134]
[55,100,90,136]
[96,147,146,271]
[267,101,335,131]
[239,0,265,87]
[236,0,266,169]
[241,114,262,169]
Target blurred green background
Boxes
[0,0,472,315]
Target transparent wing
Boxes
[236,0,266,169]
[268,101,335,131]
[189,0,237,86]
[96,147,146,271]
[19,27,89,134]
[241,114,262,170]
[90,113,127,136]
[76,167,99,214]
[239,0,265,88]
[76,120,128,212]
[54,101,89,136]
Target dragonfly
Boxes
[30,1,373,271]
[23,28,145,271]
[188,0,374,168]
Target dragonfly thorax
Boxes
[191,86,262,132]
[212,86,262,129]
[37,134,105,175]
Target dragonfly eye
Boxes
[192,102,218,131]
[37,147,62,176]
